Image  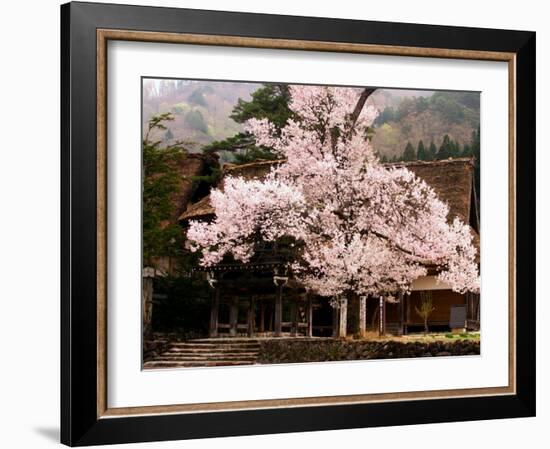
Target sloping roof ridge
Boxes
[384,157,475,168]
[221,156,475,173]
[223,159,282,172]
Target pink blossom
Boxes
[188,86,480,299]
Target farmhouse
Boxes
[177,157,480,338]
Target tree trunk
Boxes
[142,269,155,340]
[358,295,367,337]
[338,297,348,338]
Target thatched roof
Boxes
[161,152,220,222]
[178,158,478,227]
[178,160,278,222]
[385,158,476,225]
[178,194,214,221]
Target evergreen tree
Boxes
[373,106,395,125]
[449,139,461,158]
[184,110,208,134]
[437,134,453,159]
[142,113,187,267]
[231,84,291,128]
[417,140,427,160]
[428,140,437,160]
[202,84,292,164]
[163,128,173,143]
[403,141,416,161]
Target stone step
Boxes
[164,351,258,356]
[154,357,258,363]
[166,347,259,353]
[160,352,258,358]
[170,342,260,348]
[189,339,261,344]
[144,338,262,368]
[144,360,255,368]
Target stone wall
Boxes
[257,339,480,364]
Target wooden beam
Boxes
[209,287,220,338]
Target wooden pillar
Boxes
[267,305,273,332]
[259,301,265,333]
[248,296,256,337]
[307,294,313,337]
[142,268,155,340]
[378,296,385,336]
[338,297,348,338]
[358,295,367,337]
[209,287,220,337]
[404,293,410,335]
[290,301,298,336]
[398,292,405,335]
[275,285,283,337]
[332,307,339,338]
[229,298,238,337]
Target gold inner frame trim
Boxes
[96,28,516,419]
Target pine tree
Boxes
[201,84,292,164]
[437,134,452,159]
[163,128,173,143]
[403,141,416,161]
[449,139,461,158]
[428,141,437,160]
[417,140,427,160]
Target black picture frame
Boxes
[61,1,536,446]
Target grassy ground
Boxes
[346,330,480,342]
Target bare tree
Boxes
[415,291,435,335]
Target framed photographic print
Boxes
[61,1,536,446]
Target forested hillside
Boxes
[142,79,257,149]
[370,91,480,160]
[142,80,480,164]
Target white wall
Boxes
[0,0,546,448]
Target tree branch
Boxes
[349,88,376,130]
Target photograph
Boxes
[56,1,536,445]
[141,79,482,369]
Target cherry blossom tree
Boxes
[187,86,480,305]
